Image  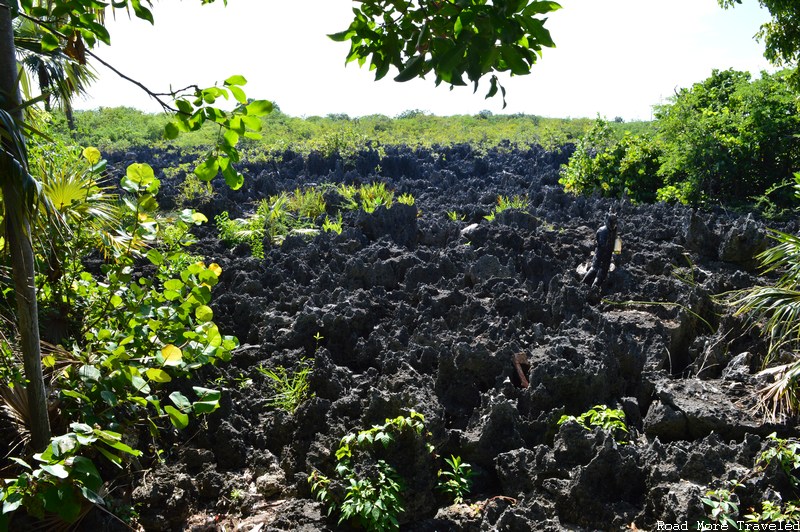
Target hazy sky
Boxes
[74,0,774,120]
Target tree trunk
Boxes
[0,0,52,452]
[65,100,76,138]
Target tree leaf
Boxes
[96,446,123,468]
[222,165,244,190]
[224,74,247,86]
[164,279,184,291]
[40,32,60,52]
[169,391,192,412]
[165,405,189,429]
[246,100,274,116]
[78,365,101,382]
[146,249,164,266]
[195,305,214,322]
[241,115,262,131]
[161,344,183,366]
[127,162,155,183]
[194,156,219,182]
[164,122,180,140]
[193,400,219,414]
[82,147,101,165]
[40,463,69,479]
[394,55,425,82]
[223,128,239,148]
[229,85,247,104]
[193,386,221,403]
[131,0,154,24]
[145,368,172,383]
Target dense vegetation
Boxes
[560,68,800,212]
[51,106,651,155]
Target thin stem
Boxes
[84,50,176,113]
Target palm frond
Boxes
[754,360,800,423]
[726,228,800,366]
[758,229,800,286]
[14,16,97,107]
[0,384,31,452]
[732,286,800,350]
[30,147,125,260]
[725,216,800,421]
[0,109,44,232]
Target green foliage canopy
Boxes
[331,0,562,106]
[719,0,800,87]
[561,69,800,207]
[655,68,800,204]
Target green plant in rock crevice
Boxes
[308,411,478,530]
[322,213,343,235]
[447,210,466,222]
[214,181,408,257]
[308,411,430,531]
[746,499,800,522]
[699,433,800,525]
[257,358,314,414]
[397,192,415,206]
[437,455,474,505]
[558,404,629,443]
[484,194,528,222]
[358,182,394,213]
[701,480,743,529]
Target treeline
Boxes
[52,106,651,155]
[59,68,800,214]
[560,69,800,213]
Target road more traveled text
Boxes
[657,521,800,531]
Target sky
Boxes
[74,0,775,121]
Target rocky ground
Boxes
[104,144,798,530]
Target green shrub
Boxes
[562,69,800,208]
[655,68,800,206]
[559,117,662,203]
[558,404,628,442]
[308,411,430,531]
[0,155,235,526]
[436,455,474,504]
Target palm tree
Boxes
[13,15,97,131]
[0,0,52,451]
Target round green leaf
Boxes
[163,279,184,291]
[145,368,172,383]
[161,344,183,367]
[126,163,155,184]
[164,122,180,140]
[196,305,214,322]
[194,157,220,182]
[82,147,102,165]
[41,463,69,479]
[169,391,192,412]
[164,406,189,430]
